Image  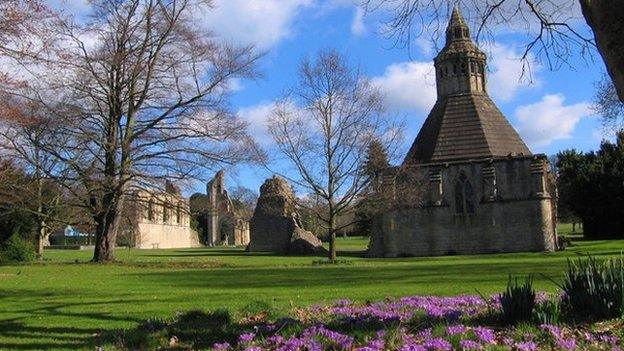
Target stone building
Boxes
[121,182,200,249]
[190,171,250,246]
[368,9,558,257]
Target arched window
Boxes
[455,173,475,215]
[176,203,181,224]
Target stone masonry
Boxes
[248,176,325,254]
[368,9,557,257]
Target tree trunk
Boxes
[92,193,124,262]
[580,0,624,102]
[93,213,118,262]
[35,220,47,257]
[328,214,337,261]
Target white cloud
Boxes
[372,62,437,113]
[201,0,314,50]
[351,7,366,36]
[514,94,592,148]
[238,102,275,145]
[486,42,542,102]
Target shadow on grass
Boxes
[0,296,145,350]
[123,261,568,292]
[141,249,366,259]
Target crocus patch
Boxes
[210,294,622,350]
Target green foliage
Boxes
[0,207,37,245]
[0,232,36,264]
[556,132,624,239]
[560,256,624,321]
[500,275,536,325]
[534,299,561,325]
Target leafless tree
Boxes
[268,49,403,260]
[0,0,261,262]
[229,186,258,220]
[360,0,624,102]
[594,74,624,130]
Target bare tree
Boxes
[229,186,258,220]
[268,49,403,260]
[594,74,624,129]
[360,0,624,102]
[0,0,261,262]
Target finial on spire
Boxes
[450,6,465,26]
[446,6,469,42]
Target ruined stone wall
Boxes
[232,220,250,246]
[135,222,200,249]
[129,191,201,249]
[368,155,557,257]
[249,176,300,253]
[204,171,251,247]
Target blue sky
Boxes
[48,0,608,194]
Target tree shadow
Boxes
[0,295,145,350]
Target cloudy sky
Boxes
[48,0,607,193]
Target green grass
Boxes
[0,225,622,350]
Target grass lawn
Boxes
[0,224,622,350]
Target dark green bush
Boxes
[500,275,536,325]
[560,256,624,321]
[0,232,36,264]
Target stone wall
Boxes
[202,171,251,247]
[368,155,557,257]
[249,176,324,254]
[125,189,201,249]
[135,221,200,249]
[249,176,298,253]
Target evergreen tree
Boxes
[356,139,390,236]
[363,139,390,179]
[557,131,624,239]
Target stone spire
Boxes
[402,8,531,165]
[434,7,487,98]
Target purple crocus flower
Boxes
[459,339,482,350]
[515,341,538,351]
[212,342,230,350]
[238,332,256,344]
[424,337,452,351]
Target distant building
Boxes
[368,9,557,257]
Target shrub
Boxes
[560,256,624,321]
[0,232,36,264]
[500,275,536,325]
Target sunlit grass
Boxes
[0,225,622,350]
